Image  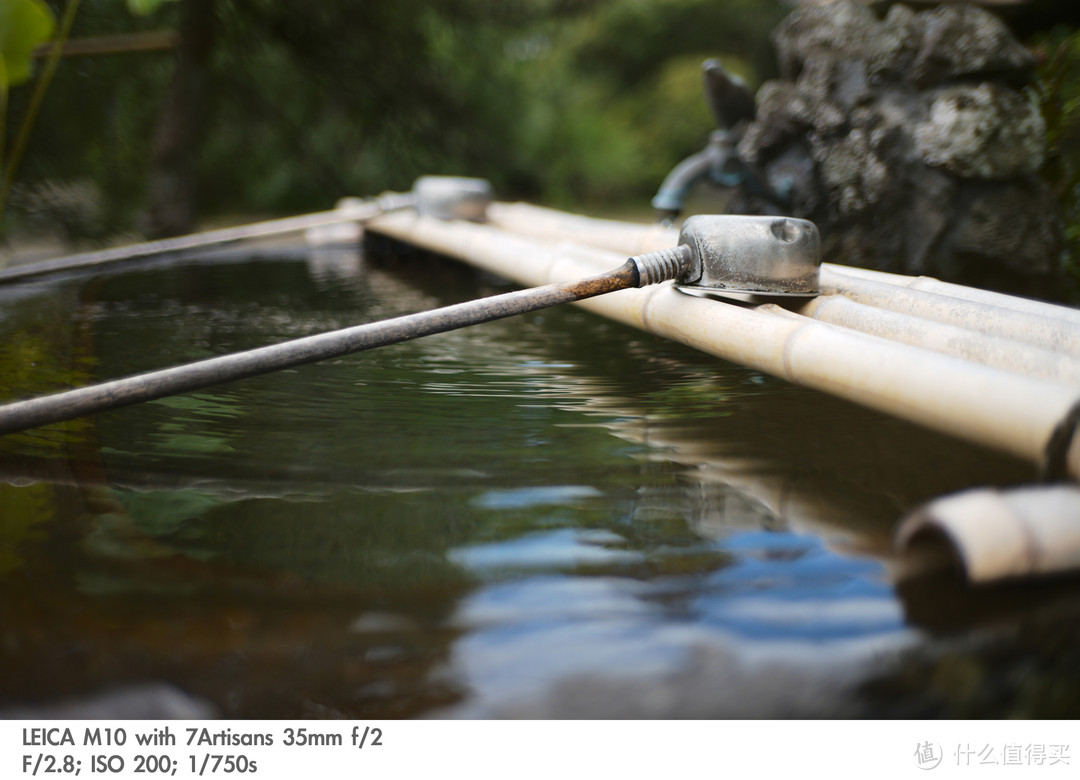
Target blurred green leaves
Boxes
[9,0,787,240]
[126,0,179,16]
[1034,26,1080,292]
[0,0,55,88]
[0,0,81,230]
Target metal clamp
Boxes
[631,214,821,298]
[412,176,493,222]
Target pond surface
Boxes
[2,238,1080,718]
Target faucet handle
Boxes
[702,59,756,131]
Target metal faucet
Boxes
[651,59,788,222]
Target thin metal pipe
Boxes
[0,197,406,285]
[0,260,646,436]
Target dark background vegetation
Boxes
[5,0,1080,257]
[3,0,785,242]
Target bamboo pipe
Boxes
[770,296,1080,384]
[818,267,1080,358]
[830,264,1080,327]
[896,485,1080,582]
[487,202,679,256]
[486,201,1080,343]
[365,210,1080,480]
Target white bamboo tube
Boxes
[818,267,1080,358]
[366,210,1080,479]
[487,201,678,255]
[896,486,1080,582]
[776,295,1080,384]
[831,264,1080,327]
[487,201,1080,355]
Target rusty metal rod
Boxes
[0,258,666,435]
[0,175,495,285]
[0,196,407,285]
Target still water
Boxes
[2,239,1079,718]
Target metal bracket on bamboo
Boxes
[366,204,1080,483]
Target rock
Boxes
[812,125,891,215]
[908,3,1036,86]
[949,179,1061,277]
[914,83,1045,178]
[731,0,1064,297]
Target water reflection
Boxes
[449,528,642,571]
[304,241,365,287]
[439,565,910,718]
[0,241,1077,718]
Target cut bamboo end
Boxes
[896,486,1080,583]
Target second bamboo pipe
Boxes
[366,210,1080,481]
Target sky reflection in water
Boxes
[0,243,1060,718]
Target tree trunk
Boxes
[141,0,215,239]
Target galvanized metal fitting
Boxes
[677,214,820,297]
[413,176,493,222]
[372,191,418,213]
[629,214,821,296]
[631,246,693,286]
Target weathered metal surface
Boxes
[413,176,493,222]
[677,214,820,296]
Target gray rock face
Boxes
[914,83,1045,179]
[732,1,1064,297]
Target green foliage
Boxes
[126,0,178,16]
[0,0,55,87]
[569,0,781,91]
[0,0,84,235]
[1033,26,1080,291]
[6,0,172,237]
[499,1,779,206]
[9,0,788,241]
